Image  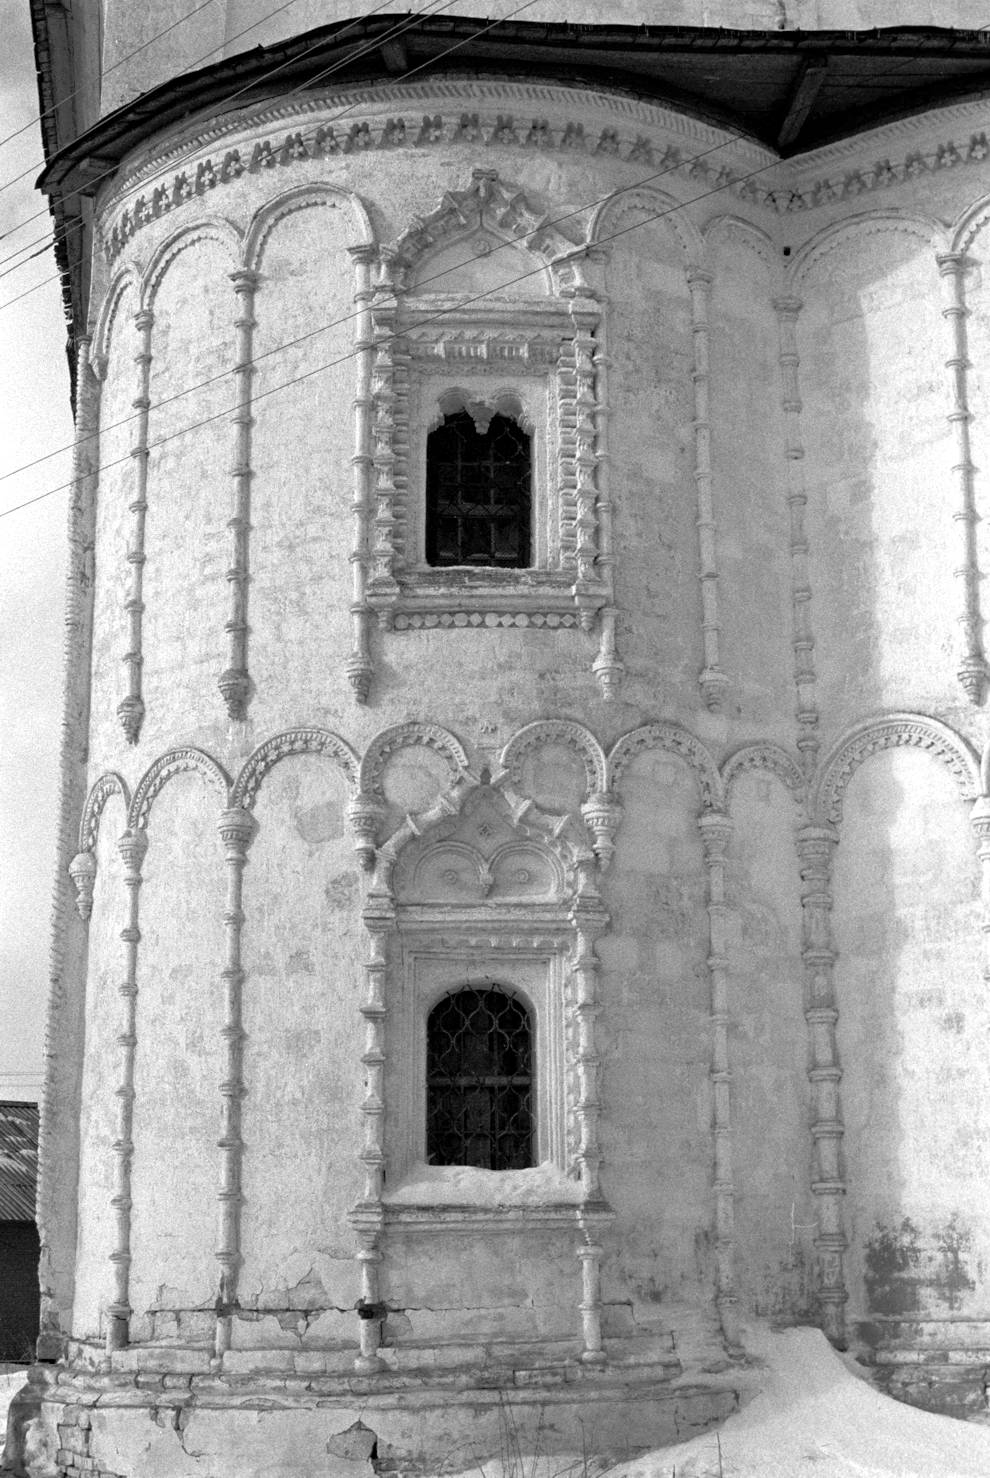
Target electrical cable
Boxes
[0,24,977,515]
[0,132,855,522]
[0,11,959,277]
[0,0,445,269]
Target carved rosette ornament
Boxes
[68,851,97,921]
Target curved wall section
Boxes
[38,56,990,1477]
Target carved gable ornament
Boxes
[359,171,617,696]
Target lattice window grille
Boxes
[426,985,534,1170]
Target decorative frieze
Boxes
[218,270,258,722]
[117,308,153,746]
[937,251,989,706]
[99,87,990,266]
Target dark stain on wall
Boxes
[864,1213,976,1318]
[933,1213,975,1311]
[864,1217,922,1316]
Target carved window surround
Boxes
[354,171,618,698]
[387,922,573,1184]
[365,298,610,623]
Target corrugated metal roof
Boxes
[0,1102,38,1222]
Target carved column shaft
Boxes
[576,1217,606,1365]
[570,881,608,1364]
[970,796,990,978]
[118,308,153,745]
[938,252,988,705]
[590,324,622,700]
[365,286,402,619]
[214,806,256,1360]
[41,335,101,1358]
[570,894,606,1202]
[570,309,601,627]
[774,297,820,776]
[219,269,258,721]
[698,810,739,1348]
[352,902,390,1373]
[688,268,728,712]
[797,823,847,1345]
[107,825,148,1352]
[347,245,376,702]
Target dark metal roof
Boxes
[0,1102,38,1223]
[35,16,990,201]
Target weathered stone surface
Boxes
[29,4,990,1473]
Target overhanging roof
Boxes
[36,16,990,199]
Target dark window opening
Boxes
[426,985,533,1170]
[425,409,532,568]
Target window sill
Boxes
[374,570,606,631]
[384,1161,582,1207]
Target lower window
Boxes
[426,985,534,1169]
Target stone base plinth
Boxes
[9,1355,741,1478]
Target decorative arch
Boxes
[382,168,588,296]
[703,214,782,289]
[813,713,979,827]
[607,722,723,811]
[91,263,141,365]
[78,772,131,854]
[232,727,359,810]
[242,181,374,271]
[128,747,231,829]
[393,785,571,906]
[950,192,990,256]
[498,720,607,802]
[589,183,703,264]
[720,743,805,807]
[785,209,948,292]
[358,722,471,801]
[140,216,242,309]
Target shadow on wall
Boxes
[802,220,990,1418]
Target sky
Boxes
[0,0,76,1098]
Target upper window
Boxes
[425,408,532,569]
[426,985,533,1170]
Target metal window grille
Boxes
[426,986,533,1170]
[425,410,532,568]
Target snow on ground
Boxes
[606,1326,990,1478]
[384,1160,582,1204]
[0,1369,27,1454]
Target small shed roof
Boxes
[0,1102,38,1222]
